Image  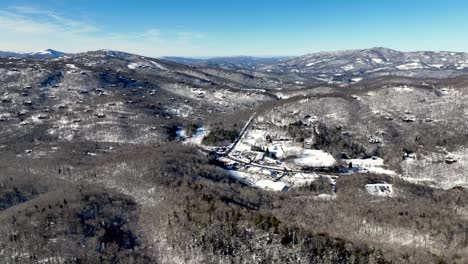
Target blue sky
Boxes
[0,0,468,57]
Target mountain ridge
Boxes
[0,49,69,58]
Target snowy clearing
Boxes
[293,149,336,168]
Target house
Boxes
[254,124,269,130]
[445,156,457,164]
[251,145,263,152]
[402,115,415,123]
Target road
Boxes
[224,112,257,155]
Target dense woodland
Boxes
[1,141,468,263]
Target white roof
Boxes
[255,180,288,191]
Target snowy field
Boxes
[234,128,337,170]
[293,149,336,168]
[227,169,333,192]
[343,157,396,175]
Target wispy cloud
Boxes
[0,5,206,56]
[6,5,98,33]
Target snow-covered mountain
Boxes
[0,49,69,58]
[3,47,468,83]
[26,49,69,58]
[256,47,468,83]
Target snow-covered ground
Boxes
[394,86,414,93]
[255,179,288,191]
[401,148,468,189]
[281,172,320,186]
[235,128,336,170]
[128,60,167,70]
[227,168,332,192]
[293,149,336,168]
[396,62,425,70]
[176,127,207,145]
[228,169,285,189]
[343,157,396,175]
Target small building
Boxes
[251,145,263,152]
[402,115,415,123]
[445,156,457,164]
[255,152,265,162]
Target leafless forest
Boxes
[1,49,468,263]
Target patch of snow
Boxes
[255,180,288,191]
[128,62,140,69]
[372,58,384,64]
[31,49,52,55]
[428,64,444,69]
[347,157,384,167]
[396,62,424,70]
[177,127,207,145]
[313,193,336,200]
[366,183,394,197]
[394,86,414,92]
[306,61,321,67]
[294,149,336,168]
[282,172,319,186]
[365,67,386,73]
[345,157,396,175]
[150,61,167,70]
[341,64,354,71]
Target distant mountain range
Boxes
[256,47,468,82]
[163,48,468,82]
[161,56,291,71]
[0,49,69,59]
[3,47,468,83]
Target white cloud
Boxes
[0,6,207,57]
